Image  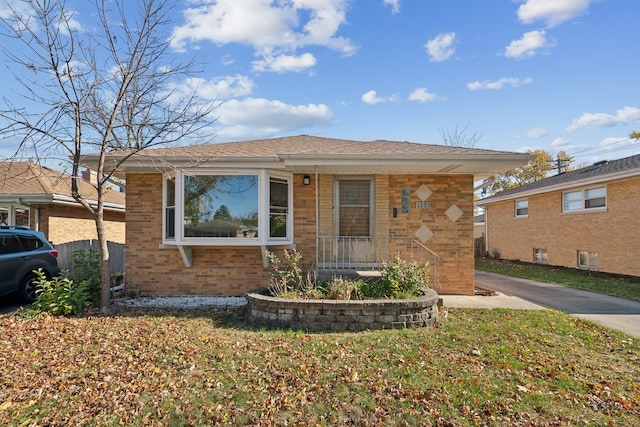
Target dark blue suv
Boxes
[0,227,60,302]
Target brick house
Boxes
[0,162,125,245]
[83,135,530,296]
[476,154,640,277]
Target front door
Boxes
[334,178,374,267]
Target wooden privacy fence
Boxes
[55,240,125,277]
[474,236,486,258]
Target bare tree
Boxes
[439,123,483,148]
[0,0,214,311]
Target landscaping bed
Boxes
[246,288,439,332]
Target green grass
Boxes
[476,259,640,302]
[1,307,639,426]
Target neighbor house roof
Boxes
[81,135,533,179]
[0,161,125,211]
[476,153,640,205]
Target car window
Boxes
[17,234,46,251]
[0,234,22,254]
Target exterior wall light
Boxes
[303,175,310,185]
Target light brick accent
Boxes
[484,176,640,277]
[126,172,476,296]
[388,175,475,295]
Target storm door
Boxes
[334,178,374,267]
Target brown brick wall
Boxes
[484,176,640,277]
[126,172,476,296]
[29,203,125,244]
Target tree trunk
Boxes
[96,211,111,313]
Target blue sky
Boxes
[1,0,639,167]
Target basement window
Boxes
[577,250,598,271]
[533,248,547,264]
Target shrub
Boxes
[27,269,93,316]
[71,249,101,303]
[266,249,316,298]
[377,257,430,299]
[266,250,430,300]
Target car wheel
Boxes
[19,273,40,303]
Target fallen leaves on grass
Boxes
[0,307,638,426]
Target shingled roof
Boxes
[477,153,640,204]
[82,134,533,179]
[0,161,125,210]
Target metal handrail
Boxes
[316,236,439,289]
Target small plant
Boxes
[266,249,316,297]
[27,269,93,316]
[324,276,362,300]
[72,249,101,303]
[377,257,430,299]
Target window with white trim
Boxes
[163,170,292,245]
[577,250,598,270]
[515,199,528,217]
[533,248,547,264]
[563,186,606,212]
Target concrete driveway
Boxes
[472,270,640,338]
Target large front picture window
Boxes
[164,170,292,245]
[183,175,259,238]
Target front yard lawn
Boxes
[1,307,638,426]
[476,258,640,302]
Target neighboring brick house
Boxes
[0,162,125,245]
[82,135,530,296]
[476,154,640,277]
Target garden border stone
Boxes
[245,288,439,332]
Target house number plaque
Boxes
[415,201,431,209]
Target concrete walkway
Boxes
[440,271,640,338]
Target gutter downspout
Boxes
[315,166,319,277]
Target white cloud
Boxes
[467,77,533,91]
[566,106,640,132]
[214,97,333,140]
[252,53,317,73]
[517,0,593,27]
[551,137,569,147]
[518,127,549,138]
[504,30,554,59]
[384,0,400,14]
[361,90,386,105]
[170,0,354,72]
[167,75,255,101]
[408,88,437,103]
[425,32,456,62]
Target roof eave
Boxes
[477,168,640,205]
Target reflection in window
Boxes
[578,250,598,270]
[183,175,259,238]
[563,187,606,212]
[165,178,175,239]
[269,178,289,238]
[515,199,528,217]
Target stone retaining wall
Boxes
[245,289,439,332]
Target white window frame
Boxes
[577,250,598,271]
[515,199,528,218]
[563,186,606,213]
[163,169,293,246]
[533,248,547,264]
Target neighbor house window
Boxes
[563,186,606,212]
[163,170,292,245]
[577,250,598,270]
[533,248,547,264]
[515,199,528,217]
